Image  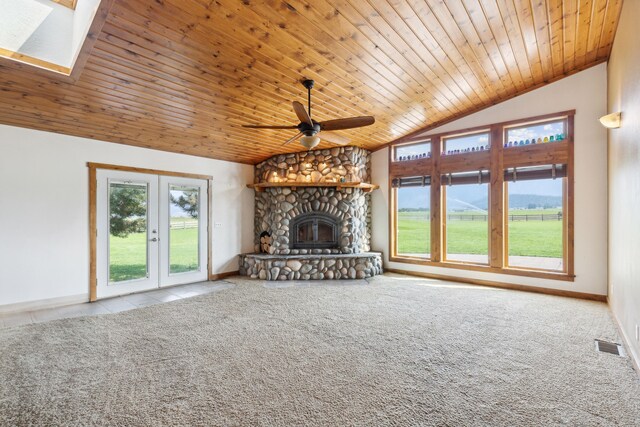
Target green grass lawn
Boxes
[397,212,431,256]
[109,227,199,282]
[397,210,562,258]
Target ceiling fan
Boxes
[242,79,375,150]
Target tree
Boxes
[170,190,199,219]
[110,186,147,238]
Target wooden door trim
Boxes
[88,167,98,301]
[207,178,214,280]
[88,163,213,301]
[87,162,213,180]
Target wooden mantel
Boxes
[247,182,379,193]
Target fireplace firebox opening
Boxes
[291,213,339,249]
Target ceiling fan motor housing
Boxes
[298,121,321,136]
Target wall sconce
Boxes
[599,112,621,129]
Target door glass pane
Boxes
[169,185,200,274]
[507,178,564,271]
[445,183,489,264]
[396,186,430,258]
[109,182,148,283]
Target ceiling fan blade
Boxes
[292,101,313,126]
[242,125,298,129]
[321,131,350,146]
[283,132,303,146]
[320,116,375,131]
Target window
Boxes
[505,167,565,272]
[394,178,431,258]
[443,171,490,264]
[393,141,431,161]
[169,185,201,274]
[505,120,566,148]
[443,131,489,155]
[109,181,148,283]
[388,111,574,280]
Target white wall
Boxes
[607,0,640,367]
[372,64,608,296]
[0,125,254,309]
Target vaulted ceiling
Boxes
[0,0,622,164]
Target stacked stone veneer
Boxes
[255,186,370,254]
[239,253,383,280]
[253,147,372,255]
[254,146,370,184]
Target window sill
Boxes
[388,256,575,282]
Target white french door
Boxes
[96,170,208,299]
[158,176,208,287]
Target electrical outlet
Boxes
[214,222,222,228]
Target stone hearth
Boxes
[239,253,383,280]
[240,146,382,280]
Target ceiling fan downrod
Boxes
[303,79,314,119]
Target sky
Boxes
[507,121,564,144]
[170,188,199,217]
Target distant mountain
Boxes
[397,186,562,211]
[471,194,562,210]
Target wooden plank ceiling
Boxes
[0,0,622,164]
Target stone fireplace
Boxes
[239,146,383,280]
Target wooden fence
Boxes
[447,213,562,221]
[170,221,199,229]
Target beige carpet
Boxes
[1,274,639,426]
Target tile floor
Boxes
[0,280,234,329]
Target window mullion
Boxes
[490,125,504,268]
[431,136,442,262]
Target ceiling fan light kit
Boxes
[300,135,321,149]
[242,80,375,149]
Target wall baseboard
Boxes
[209,270,239,281]
[0,293,88,315]
[610,308,640,376]
[384,268,607,302]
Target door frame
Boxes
[88,162,213,302]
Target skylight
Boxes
[0,0,100,75]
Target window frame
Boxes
[442,180,491,266]
[392,181,432,261]
[503,167,567,274]
[391,139,432,162]
[388,110,575,281]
